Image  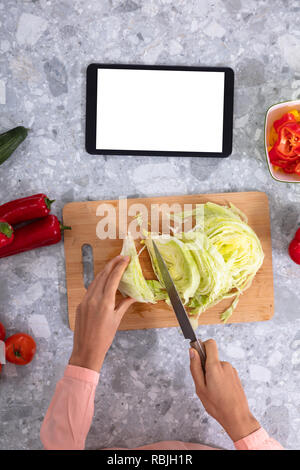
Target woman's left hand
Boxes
[69,255,136,372]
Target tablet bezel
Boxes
[86,64,234,158]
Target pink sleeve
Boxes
[40,365,99,450]
[234,427,284,450]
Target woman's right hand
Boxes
[189,339,260,442]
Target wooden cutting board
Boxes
[63,192,274,331]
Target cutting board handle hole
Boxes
[81,244,94,289]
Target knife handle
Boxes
[190,339,206,372]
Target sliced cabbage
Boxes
[180,231,229,315]
[118,234,155,303]
[146,279,168,301]
[203,205,264,293]
[118,202,264,323]
[144,235,200,304]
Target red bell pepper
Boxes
[0,215,70,258]
[0,194,55,225]
[289,228,300,265]
[273,112,297,133]
[0,219,14,248]
[0,322,6,341]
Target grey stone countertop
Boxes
[0,0,299,450]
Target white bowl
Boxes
[264,100,300,183]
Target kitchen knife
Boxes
[152,240,207,371]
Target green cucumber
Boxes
[0,126,28,166]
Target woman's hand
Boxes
[189,339,260,442]
[69,255,136,373]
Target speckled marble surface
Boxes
[0,0,299,450]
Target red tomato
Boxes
[5,333,36,365]
[289,232,300,265]
[294,228,300,241]
[0,322,5,341]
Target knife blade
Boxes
[152,240,206,370]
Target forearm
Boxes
[221,410,261,442]
[40,365,99,450]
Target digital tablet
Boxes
[86,64,234,157]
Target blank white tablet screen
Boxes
[96,69,225,152]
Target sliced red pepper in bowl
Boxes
[283,162,298,174]
[274,122,300,159]
[268,147,286,165]
[294,162,300,175]
[273,112,297,133]
[268,114,300,176]
[268,147,294,168]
